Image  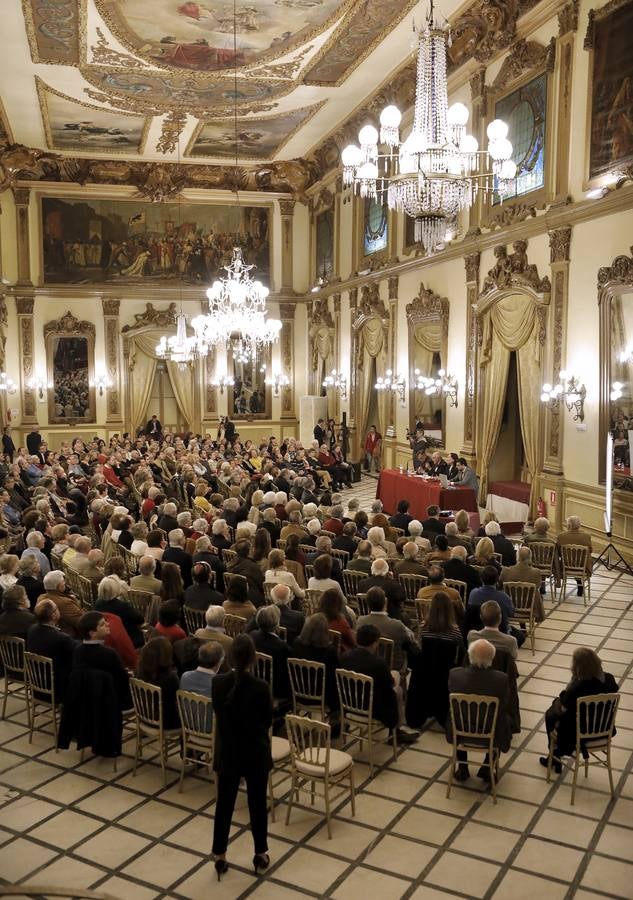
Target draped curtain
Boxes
[478,294,543,510]
[127,331,196,431]
[357,318,387,440]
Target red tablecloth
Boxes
[376,470,478,518]
[488,481,531,504]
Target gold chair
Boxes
[505,581,538,655]
[559,544,591,605]
[287,658,327,720]
[398,573,428,603]
[376,637,394,671]
[305,589,323,613]
[63,567,82,601]
[529,541,556,603]
[128,589,153,622]
[492,552,503,565]
[0,635,28,721]
[183,606,206,635]
[414,597,432,633]
[223,614,247,638]
[336,668,397,775]
[76,574,97,610]
[446,693,500,803]
[176,689,215,792]
[129,677,181,786]
[304,564,315,580]
[356,592,370,616]
[299,544,315,556]
[254,652,291,822]
[24,652,59,748]
[330,548,349,569]
[122,546,140,577]
[276,539,287,550]
[321,529,337,540]
[223,572,248,593]
[443,579,467,606]
[263,582,275,603]
[342,570,364,608]
[50,550,64,570]
[546,693,620,805]
[285,714,355,839]
[222,548,238,567]
[328,629,342,654]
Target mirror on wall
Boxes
[406,284,449,447]
[609,291,633,485]
[227,346,271,419]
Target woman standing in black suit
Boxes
[212,634,273,880]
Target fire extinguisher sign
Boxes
[549,490,557,507]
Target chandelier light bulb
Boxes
[487,119,509,141]
[460,134,478,154]
[359,124,379,146]
[559,369,568,381]
[380,105,402,128]
[341,144,362,167]
[500,159,517,180]
[447,102,469,126]
[494,137,513,161]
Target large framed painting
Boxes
[362,197,388,257]
[227,347,271,420]
[44,311,96,424]
[315,208,334,282]
[187,105,323,159]
[41,197,270,285]
[492,72,547,203]
[586,0,633,179]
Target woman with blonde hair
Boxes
[454,509,474,539]
[468,536,501,575]
[264,549,305,599]
[367,525,396,559]
[0,554,19,591]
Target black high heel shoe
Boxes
[215,858,229,881]
[253,853,270,874]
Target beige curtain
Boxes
[357,318,387,443]
[478,343,510,503]
[128,331,196,431]
[413,322,441,354]
[128,340,156,431]
[166,361,195,430]
[516,341,543,512]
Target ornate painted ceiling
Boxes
[0,0,541,194]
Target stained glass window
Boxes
[363,197,388,256]
[493,72,547,204]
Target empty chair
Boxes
[0,635,27,721]
[287,658,327,720]
[223,614,247,638]
[285,715,355,839]
[130,677,181,786]
[446,693,500,803]
[529,541,557,603]
[336,668,397,775]
[24,652,59,747]
[176,689,214,791]
[505,581,538,655]
[559,545,590,605]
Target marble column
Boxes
[102,299,124,426]
[461,253,480,462]
[279,200,295,293]
[333,293,341,421]
[17,296,36,423]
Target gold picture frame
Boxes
[45,310,96,425]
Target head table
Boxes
[376,469,478,520]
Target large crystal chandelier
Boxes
[191,248,281,362]
[156,311,203,370]
[341,0,516,253]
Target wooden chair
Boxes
[376,636,394,671]
[176,689,215,791]
[223,572,248,593]
[529,541,556,603]
[398,573,428,603]
[285,714,355,838]
[221,548,238,567]
[50,550,64,570]
[276,539,287,550]
[328,629,342,654]
[299,544,315,556]
[446,693,500,803]
[63,567,82,601]
[287,658,327,720]
[76,574,97,610]
[343,569,364,608]
[129,677,181,786]
[559,544,591,605]
[304,564,315,581]
[128,590,153,622]
[0,636,27,721]
[414,597,432,633]
[356,593,370,616]
[183,606,206,635]
[443,579,467,606]
[263,582,275,603]
[546,693,620,805]
[305,589,323,613]
[336,668,397,775]
[330,548,349,569]
[505,581,538,655]
[223,614,247,638]
[321,529,337,539]
[254,652,291,822]
[122,546,140,577]
[24,652,59,748]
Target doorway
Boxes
[488,351,525,482]
[149,362,185,433]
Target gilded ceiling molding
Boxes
[558,0,580,36]
[44,310,95,339]
[156,111,188,156]
[549,226,572,264]
[488,202,539,230]
[128,163,188,203]
[122,303,178,333]
[406,283,449,326]
[0,144,59,192]
[21,0,80,65]
[480,241,551,296]
[90,27,146,69]
[491,37,556,92]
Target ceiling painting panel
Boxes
[22,0,80,64]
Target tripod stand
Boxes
[592,531,633,576]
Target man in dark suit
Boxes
[223,417,236,444]
[340,624,417,745]
[162,528,193,587]
[72,611,131,710]
[313,419,326,446]
[422,505,445,535]
[228,541,265,606]
[346,541,373,575]
[249,606,290,700]
[333,522,358,557]
[27,598,77,701]
[388,500,414,532]
[144,415,162,437]
[443,546,482,599]
[184,562,224,610]
[446,638,512,782]
[265,583,304,644]
[26,429,43,456]
[157,502,179,534]
[259,509,281,546]
[428,451,449,477]
[359,558,406,611]
[484,521,517,567]
[0,585,36,638]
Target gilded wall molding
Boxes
[549,225,572,264]
[16,296,35,421]
[491,37,556,92]
[388,276,399,300]
[406,282,449,326]
[156,111,188,156]
[205,349,217,418]
[480,241,551,296]
[463,253,480,452]
[558,0,580,36]
[43,310,96,339]
[102,298,122,423]
[15,296,34,316]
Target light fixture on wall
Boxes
[414,368,458,407]
[375,369,406,404]
[0,372,17,394]
[94,373,112,397]
[322,368,348,400]
[210,373,234,394]
[341,0,515,253]
[611,382,624,402]
[265,371,290,396]
[27,375,46,401]
[541,370,586,422]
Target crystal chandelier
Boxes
[341,0,515,253]
[191,248,281,363]
[156,311,204,371]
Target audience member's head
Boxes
[481,565,499,586]
[255,604,280,634]
[468,639,495,668]
[370,558,389,577]
[480,600,502,628]
[367,586,386,612]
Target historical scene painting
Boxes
[41,198,270,285]
[96,0,344,73]
[38,81,148,153]
[493,72,547,203]
[50,336,93,422]
[315,208,334,280]
[589,1,633,178]
[363,197,388,257]
[189,107,319,159]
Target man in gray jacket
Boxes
[446,639,512,783]
[467,600,518,659]
[450,457,479,495]
[357,587,416,671]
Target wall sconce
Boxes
[210,374,234,394]
[0,372,17,395]
[611,382,624,402]
[94,374,112,397]
[414,368,459,407]
[322,368,347,400]
[265,371,290,396]
[375,369,406,405]
[541,370,586,422]
[27,375,46,401]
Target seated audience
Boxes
[180,640,225,707]
[485,521,516,567]
[154,599,187,644]
[269,583,304,644]
[360,558,406,618]
[468,536,501,574]
[0,585,36,638]
[249,605,290,699]
[136,636,180,729]
[422,505,444,535]
[130,556,163,595]
[389,499,414,532]
[556,516,593,595]
[308,554,343,596]
[395,542,428,577]
[223,576,257,621]
[500,546,545,620]
[39,570,82,638]
[468,566,524,646]
[17,555,43,609]
[184,562,224,610]
[427,534,451,563]
[356,586,415,671]
[467,600,518,660]
[95,575,144,648]
[194,605,234,656]
[265,549,305,599]
[318,588,356,651]
[346,540,373,575]
[443,545,482,599]
[27,598,76,701]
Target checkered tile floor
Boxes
[1,476,632,899]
